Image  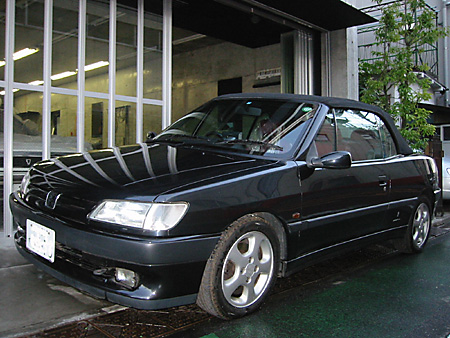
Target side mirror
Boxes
[308,151,352,169]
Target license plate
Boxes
[26,220,55,263]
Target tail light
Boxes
[426,158,439,191]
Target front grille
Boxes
[55,242,105,272]
[54,242,137,291]
[14,156,41,168]
[24,185,96,225]
[0,156,41,169]
[54,242,129,282]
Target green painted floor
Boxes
[196,236,450,338]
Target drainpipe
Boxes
[443,0,449,106]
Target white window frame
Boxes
[3,0,16,238]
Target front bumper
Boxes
[10,192,220,310]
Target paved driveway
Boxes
[188,232,450,338]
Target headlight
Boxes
[20,171,31,196]
[88,200,189,231]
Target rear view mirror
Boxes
[146,131,157,141]
[308,151,352,169]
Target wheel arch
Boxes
[417,191,434,216]
[394,195,432,253]
[246,211,288,274]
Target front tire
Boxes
[197,215,280,320]
[395,200,431,253]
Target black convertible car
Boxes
[11,94,440,319]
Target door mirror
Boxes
[308,151,352,169]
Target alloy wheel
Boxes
[221,231,274,308]
[412,202,430,248]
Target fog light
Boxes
[115,268,139,289]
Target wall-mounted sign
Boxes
[256,67,281,81]
[254,67,281,88]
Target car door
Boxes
[296,109,391,256]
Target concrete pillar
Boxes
[329,27,359,100]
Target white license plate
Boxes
[26,220,55,263]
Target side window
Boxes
[168,113,206,135]
[443,126,450,141]
[314,113,336,157]
[379,123,397,158]
[335,109,391,161]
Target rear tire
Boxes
[197,214,280,320]
[395,200,431,253]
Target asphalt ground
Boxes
[1,215,449,338]
[183,227,450,338]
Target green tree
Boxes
[359,0,448,150]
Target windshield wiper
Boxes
[150,134,208,144]
[217,139,283,151]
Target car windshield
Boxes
[155,99,318,158]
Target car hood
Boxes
[28,142,278,202]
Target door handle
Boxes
[378,175,389,191]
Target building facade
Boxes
[1,0,374,237]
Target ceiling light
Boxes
[0,88,19,95]
[0,48,39,68]
[26,60,108,85]
[13,48,39,61]
[84,61,109,71]
[28,80,44,86]
[51,71,77,81]
[173,34,206,45]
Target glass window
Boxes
[116,11,137,97]
[115,101,137,146]
[379,123,397,158]
[156,99,318,158]
[11,90,43,156]
[435,126,441,141]
[85,97,108,149]
[144,104,163,136]
[313,113,335,157]
[443,126,450,141]
[335,109,396,161]
[85,1,111,94]
[7,0,164,150]
[14,1,44,85]
[52,4,79,89]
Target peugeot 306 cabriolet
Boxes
[11,93,440,319]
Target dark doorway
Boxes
[91,102,103,139]
[51,110,60,135]
[218,77,242,96]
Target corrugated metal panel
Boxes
[295,30,314,95]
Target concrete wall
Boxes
[172,42,281,121]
